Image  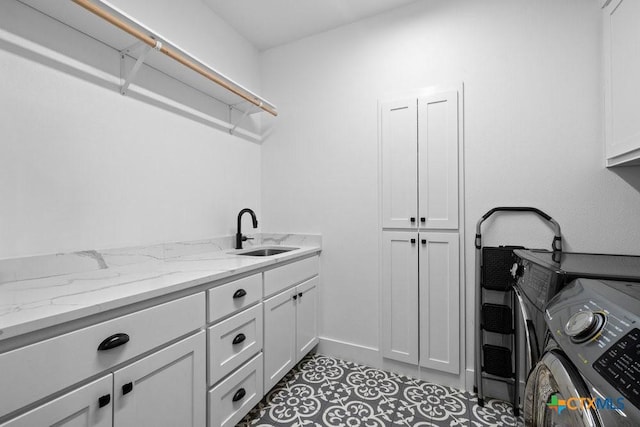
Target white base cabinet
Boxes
[264,276,319,392]
[0,254,320,427]
[1,332,205,427]
[0,376,113,427]
[381,231,460,375]
[113,332,205,427]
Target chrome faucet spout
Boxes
[236,208,258,249]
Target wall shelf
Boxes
[16,0,277,140]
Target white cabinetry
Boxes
[113,332,206,427]
[0,376,113,427]
[0,294,206,427]
[206,273,264,427]
[381,232,460,374]
[381,232,419,364]
[603,0,640,166]
[263,259,319,392]
[380,87,462,378]
[381,91,459,228]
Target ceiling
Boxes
[202,0,419,51]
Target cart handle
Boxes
[475,206,562,252]
[481,206,551,221]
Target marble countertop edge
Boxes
[0,244,321,343]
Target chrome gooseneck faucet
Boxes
[236,208,258,249]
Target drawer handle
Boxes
[97,333,130,351]
[98,394,111,408]
[122,382,133,395]
[298,292,303,298]
[232,333,246,345]
[232,388,246,402]
[293,294,298,300]
[233,289,247,299]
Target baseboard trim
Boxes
[317,336,380,368]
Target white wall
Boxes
[260,0,640,386]
[0,0,262,258]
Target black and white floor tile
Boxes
[237,353,523,427]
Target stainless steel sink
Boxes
[235,247,298,257]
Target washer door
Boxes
[524,351,600,427]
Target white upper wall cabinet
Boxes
[603,0,640,166]
[381,91,459,229]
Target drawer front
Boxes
[264,256,319,298]
[208,353,263,427]
[208,274,262,324]
[208,304,263,385]
[0,293,205,417]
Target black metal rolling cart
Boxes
[473,207,562,416]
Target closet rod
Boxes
[71,0,278,116]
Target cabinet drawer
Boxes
[264,256,319,297]
[208,274,261,324]
[0,293,205,417]
[208,353,263,427]
[208,304,263,385]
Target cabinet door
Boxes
[418,232,460,374]
[296,277,319,362]
[263,289,297,392]
[381,231,419,364]
[113,332,205,427]
[381,98,418,229]
[417,91,459,229]
[0,376,112,427]
[604,0,640,165]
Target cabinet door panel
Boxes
[0,376,112,427]
[418,92,459,229]
[418,232,460,374]
[381,232,419,364]
[604,0,640,165]
[113,332,205,427]
[263,290,296,392]
[296,277,319,361]
[381,98,418,229]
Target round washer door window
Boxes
[524,351,599,427]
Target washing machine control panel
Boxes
[593,328,640,409]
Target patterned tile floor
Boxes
[238,353,523,426]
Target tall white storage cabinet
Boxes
[380,88,463,379]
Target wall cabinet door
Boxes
[604,0,640,166]
[113,331,205,427]
[418,232,460,374]
[381,98,418,228]
[381,231,419,364]
[0,376,113,427]
[263,289,297,392]
[417,92,459,229]
[381,91,459,229]
[296,277,319,361]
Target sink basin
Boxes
[235,247,298,257]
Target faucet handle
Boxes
[242,235,254,242]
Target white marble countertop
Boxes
[0,234,321,343]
